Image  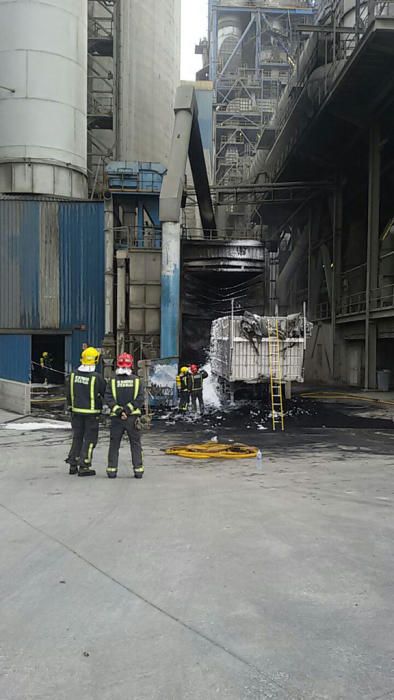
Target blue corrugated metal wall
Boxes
[0,199,104,381]
[0,200,41,328]
[0,335,31,383]
[59,202,104,368]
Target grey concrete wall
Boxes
[0,379,30,415]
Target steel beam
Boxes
[365,122,380,389]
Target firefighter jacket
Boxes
[105,373,144,417]
[67,369,106,415]
[176,373,190,392]
[190,370,208,392]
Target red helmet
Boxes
[117,353,134,369]
[190,364,198,375]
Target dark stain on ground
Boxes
[152,397,394,432]
[15,396,394,457]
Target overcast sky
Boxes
[181,0,208,80]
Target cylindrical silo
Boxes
[0,0,87,198]
[116,0,181,165]
[218,14,243,73]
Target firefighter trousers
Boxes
[191,390,204,414]
[107,416,143,471]
[179,389,190,411]
[68,414,100,467]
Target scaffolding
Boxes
[209,1,316,186]
[87,0,117,197]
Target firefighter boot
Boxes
[78,466,96,477]
[106,467,118,479]
[65,457,78,475]
[134,466,144,480]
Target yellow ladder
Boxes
[267,319,285,432]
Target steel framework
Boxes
[209,1,315,187]
[87,0,117,197]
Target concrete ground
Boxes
[0,407,393,700]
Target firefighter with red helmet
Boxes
[189,364,208,415]
[105,352,144,480]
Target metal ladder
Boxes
[267,319,285,432]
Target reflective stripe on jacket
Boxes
[190,371,208,392]
[104,374,143,416]
[68,370,106,414]
[176,373,190,392]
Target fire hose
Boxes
[165,442,258,459]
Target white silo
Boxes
[116,0,181,165]
[0,0,88,198]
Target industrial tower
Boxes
[208,0,315,187]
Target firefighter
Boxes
[65,347,106,477]
[105,353,144,480]
[176,365,191,412]
[40,351,53,384]
[189,364,208,415]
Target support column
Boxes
[365,123,380,389]
[331,183,343,380]
[160,222,181,359]
[116,251,127,356]
[102,195,115,376]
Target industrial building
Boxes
[241,0,394,390]
[202,0,394,391]
[1,0,394,413]
[0,0,181,411]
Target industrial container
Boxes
[210,314,310,385]
[0,0,88,197]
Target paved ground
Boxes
[0,404,393,700]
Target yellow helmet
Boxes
[42,351,48,357]
[180,366,189,374]
[81,347,99,366]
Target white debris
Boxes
[201,362,221,408]
[4,421,71,431]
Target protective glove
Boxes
[140,414,152,430]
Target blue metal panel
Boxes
[107,161,166,192]
[0,334,31,383]
[0,200,40,329]
[59,202,105,368]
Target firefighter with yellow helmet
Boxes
[176,365,191,412]
[65,346,106,476]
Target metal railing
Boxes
[182,227,265,242]
[114,226,161,250]
[312,283,394,320]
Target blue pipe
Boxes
[160,222,180,360]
